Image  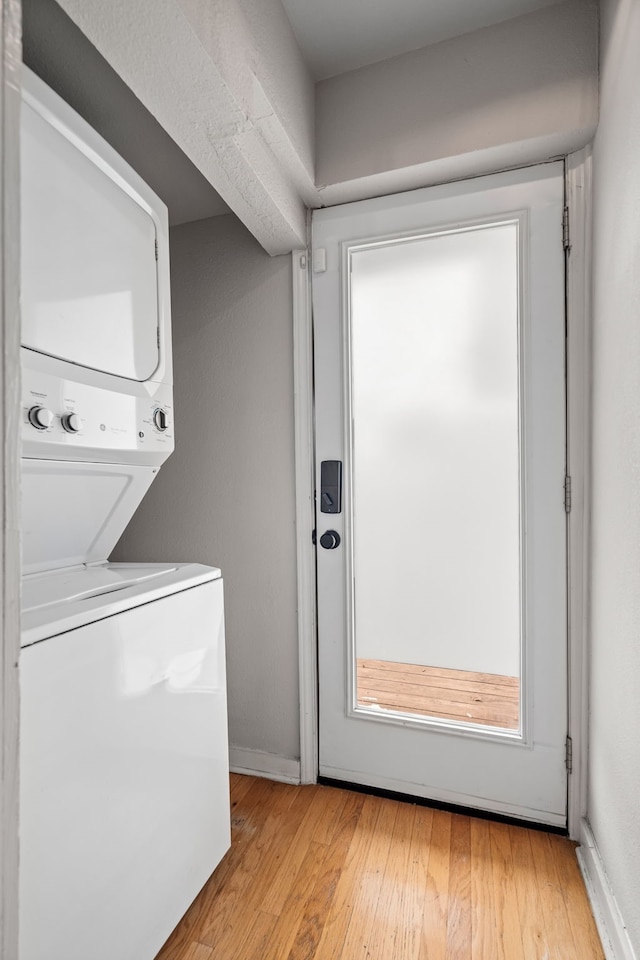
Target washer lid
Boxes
[22,562,179,613]
[21,562,222,647]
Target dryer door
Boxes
[21,92,159,382]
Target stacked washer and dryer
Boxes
[19,68,231,960]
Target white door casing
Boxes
[312,163,568,826]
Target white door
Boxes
[312,163,567,827]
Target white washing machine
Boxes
[19,68,231,960]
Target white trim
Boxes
[1,2,22,958]
[292,249,318,784]
[565,148,593,840]
[577,820,638,960]
[229,747,301,785]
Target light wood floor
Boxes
[357,659,520,730]
[155,774,603,960]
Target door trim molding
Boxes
[1,2,22,957]
[292,249,318,784]
[565,148,592,840]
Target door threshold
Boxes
[317,776,568,836]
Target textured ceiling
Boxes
[281,0,567,79]
[23,0,230,226]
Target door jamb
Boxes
[1,1,22,956]
[294,155,593,821]
[565,148,592,841]
[292,249,318,784]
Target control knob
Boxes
[153,408,169,432]
[28,405,54,430]
[61,412,83,433]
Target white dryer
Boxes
[19,67,230,960]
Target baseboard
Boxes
[577,819,638,960]
[229,746,301,785]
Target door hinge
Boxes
[565,735,573,773]
[563,206,570,252]
[564,475,572,513]
[154,237,159,261]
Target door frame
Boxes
[293,153,592,839]
[1,0,23,957]
[292,248,318,784]
[565,147,593,840]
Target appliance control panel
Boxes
[22,368,174,465]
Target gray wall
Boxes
[113,214,300,763]
[316,0,598,200]
[588,0,640,951]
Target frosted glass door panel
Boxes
[21,101,159,381]
[350,224,521,725]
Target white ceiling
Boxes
[281,0,566,80]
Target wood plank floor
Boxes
[357,659,520,730]
[155,775,603,960]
